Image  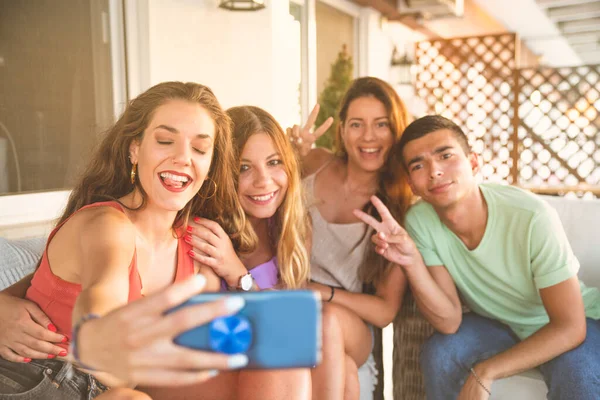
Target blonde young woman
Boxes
[288,77,413,399]
[0,82,256,399]
[185,105,310,293]
[174,105,352,400]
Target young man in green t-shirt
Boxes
[355,115,600,399]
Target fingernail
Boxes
[47,323,57,332]
[188,250,195,258]
[23,358,31,363]
[225,296,245,313]
[207,369,220,378]
[59,350,67,357]
[186,226,193,233]
[47,354,56,359]
[228,354,248,369]
[61,336,68,343]
[194,274,207,290]
[184,235,192,243]
[193,217,201,223]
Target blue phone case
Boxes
[171,290,322,369]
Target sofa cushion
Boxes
[540,195,600,288]
[0,237,45,290]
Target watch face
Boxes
[240,274,253,291]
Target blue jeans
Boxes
[0,358,107,399]
[420,313,600,400]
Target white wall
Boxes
[1,0,426,238]
[145,0,300,128]
[358,8,427,117]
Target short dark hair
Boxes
[395,115,471,168]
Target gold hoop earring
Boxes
[198,177,217,199]
[130,163,137,184]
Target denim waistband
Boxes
[29,359,108,394]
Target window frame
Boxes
[292,0,366,123]
[0,0,128,237]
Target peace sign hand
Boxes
[287,104,334,157]
[353,196,421,269]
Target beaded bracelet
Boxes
[70,313,101,370]
[469,367,491,395]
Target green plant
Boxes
[315,44,353,149]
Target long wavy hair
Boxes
[57,81,254,252]
[334,77,414,287]
[227,106,310,289]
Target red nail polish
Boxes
[47,323,57,332]
[23,358,31,363]
[47,354,56,359]
[59,350,67,357]
[188,250,195,257]
[61,336,68,343]
[193,216,201,223]
[184,234,192,243]
[186,226,193,233]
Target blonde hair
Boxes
[58,82,254,253]
[227,106,310,289]
[335,77,414,287]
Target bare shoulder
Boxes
[48,205,136,283]
[303,147,335,177]
[67,205,136,255]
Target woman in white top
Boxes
[288,77,413,399]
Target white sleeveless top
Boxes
[304,168,380,398]
[303,172,373,293]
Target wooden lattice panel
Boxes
[517,65,600,196]
[415,34,518,183]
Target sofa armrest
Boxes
[0,237,45,290]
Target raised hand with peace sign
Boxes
[286,104,334,157]
[353,196,422,269]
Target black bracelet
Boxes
[70,313,100,370]
[326,285,335,302]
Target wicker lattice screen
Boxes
[517,65,600,196]
[413,33,600,197]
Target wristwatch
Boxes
[238,272,254,291]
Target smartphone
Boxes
[171,290,322,369]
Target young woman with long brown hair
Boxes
[288,77,413,399]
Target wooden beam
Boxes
[558,16,600,33]
[349,0,441,38]
[547,1,600,22]
[536,0,598,9]
[563,31,600,44]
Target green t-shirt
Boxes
[405,183,600,339]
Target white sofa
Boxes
[490,195,600,399]
[1,194,598,400]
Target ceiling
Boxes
[535,0,600,65]
[350,0,600,66]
